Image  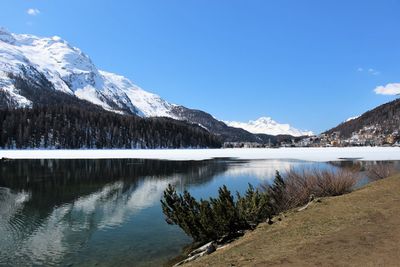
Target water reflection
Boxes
[223,159,314,180]
[1,159,233,266]
[0,158,377,266]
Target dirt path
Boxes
[185,174,400,267]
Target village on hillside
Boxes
[224,125,400,148]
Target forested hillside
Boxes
[325,99,400,138]
[0,72,221,149]
[0,105,221,149]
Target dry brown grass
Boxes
[274,168,360,211]
[185,173,400,267]
[366,162,397,181]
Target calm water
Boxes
[0,158,386,266]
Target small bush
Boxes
[366,163,397,181]
[264,168,360,212]
[311,168,359,197]
[237,184,271,226]
[161,184,270,243]
[265,171,288,214]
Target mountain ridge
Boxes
[324,98,400,141]
[0,70,222,149]
[0,28,306,144]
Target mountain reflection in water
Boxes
[0,158,336,266]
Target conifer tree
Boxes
[161,183,272,243]
[267,171,287,215]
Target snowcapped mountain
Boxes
[0,27,311,142]
[0,27,177,117]
[0,27,262,142]
[224,117,313,137]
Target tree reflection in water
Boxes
[0,158,326,266]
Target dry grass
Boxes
[186,173,400,267]
[274,168,360,211]
[366,162,397,181]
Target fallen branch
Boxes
[297,194,319,212]
[174,242,216,266]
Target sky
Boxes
[0,0,399,133]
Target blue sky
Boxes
[1,0,399,133]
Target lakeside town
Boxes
[224,126,400,148]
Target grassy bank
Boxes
[184,173,400,266]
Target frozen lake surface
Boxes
[1,147,399,161]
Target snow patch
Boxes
[100,70,176,117]
[0,70,32,107]
[51,36,62,42]
[345,115,360,122]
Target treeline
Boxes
[0,70,221,149]
[0,105,222,149]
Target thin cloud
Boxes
[357,67,380,75]
[374,83,400,95]
[368,68,380,75]
[27,8,40,16]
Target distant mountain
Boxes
[170,106,272,143]
[224,117,313,137]
[1,27,301,144]
[325,99,400,138]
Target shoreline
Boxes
[184,173,400,266]
[1,147,399,161]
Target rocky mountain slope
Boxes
[325,98,400,139]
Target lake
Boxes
[0,158,392,266]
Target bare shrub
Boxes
[313,169,359,196]
[268,168,360,211]
[281,169,314,210]
[366,163,397,181]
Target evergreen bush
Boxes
[161,184,271,243]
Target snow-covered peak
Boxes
[0,28,312,141]
[252,117,274,124]
[224,117,313,136]
[13,33,98,80]
[0,28,176,116]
